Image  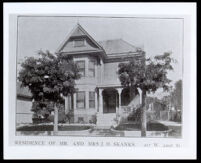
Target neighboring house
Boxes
[56,23,145,127]
[146,97,167,121]
[16,82,33,125]
[146,97,167,112]
[145,97,181,122]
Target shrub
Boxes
[47,110,67,123]
[89,114,97,124]
[127,107,141,122]
[115,121,168,131]
[147,121,169,131]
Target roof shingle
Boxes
[98,39,137,55]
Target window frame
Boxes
[76,60,85,77]
[76,91,85,109]
[88,60,96,77]
[74,38,85,47]
[89,91,95,108]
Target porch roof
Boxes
[96,84,122,89]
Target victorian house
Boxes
[56,23,145,127]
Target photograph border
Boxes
[4,2,196,159]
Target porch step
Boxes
[96,113,116,128]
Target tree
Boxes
[18,50,80,132]
[118,51,174,137]
[171,80,182,111]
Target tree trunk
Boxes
[54,104,58,132]
[130,85,132,103]
[141,90,146,137]
[65,96,69,114]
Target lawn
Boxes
[16,125,91,131]
[167,125,182,138]
[115,121,169,131]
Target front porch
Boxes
[62,85,140,127]
[96,86,139,127]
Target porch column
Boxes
[99,88,103,113]
[95,90,98,112]
[137,88,142,104]
[100,59,104,84]
[116,88,123,115]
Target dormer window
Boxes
[74,39,85,47]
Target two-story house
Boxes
[56,23,145,127]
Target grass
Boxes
[16,125,91,131]
[115,121,169,131]
[167,125,182,137]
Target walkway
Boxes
[157,120,182,127]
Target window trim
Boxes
[76,60,85,77]
[88,60,96,77]
[89,91,95,108]
[73,38,85,47]
[76,91,85,109]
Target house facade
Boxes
[56,24,145,127]
[16,82,33,125]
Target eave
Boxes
[56,49,107,59]
[104,52,145,63]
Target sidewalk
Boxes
[89,129,124,137]
[157,120,182,127]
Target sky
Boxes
[17,16,183,96]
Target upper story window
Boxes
[74,39,85,47]
[88,60,95,77]
[76,60,85,77]
[76,91,85,109]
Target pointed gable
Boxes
[70,26,86,37]
[55,23,105,56]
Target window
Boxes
[76,92,85,109]
[89,92,95,108]
[88,60,95,77]
[74,39,85,47]
[76,61,85,77]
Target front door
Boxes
[103,89,117,113]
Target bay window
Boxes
[88,60,95,77]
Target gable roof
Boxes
[70,25,87,37]
[98,39,137,55]
[55,24,143,61]
[55,23,105,55]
